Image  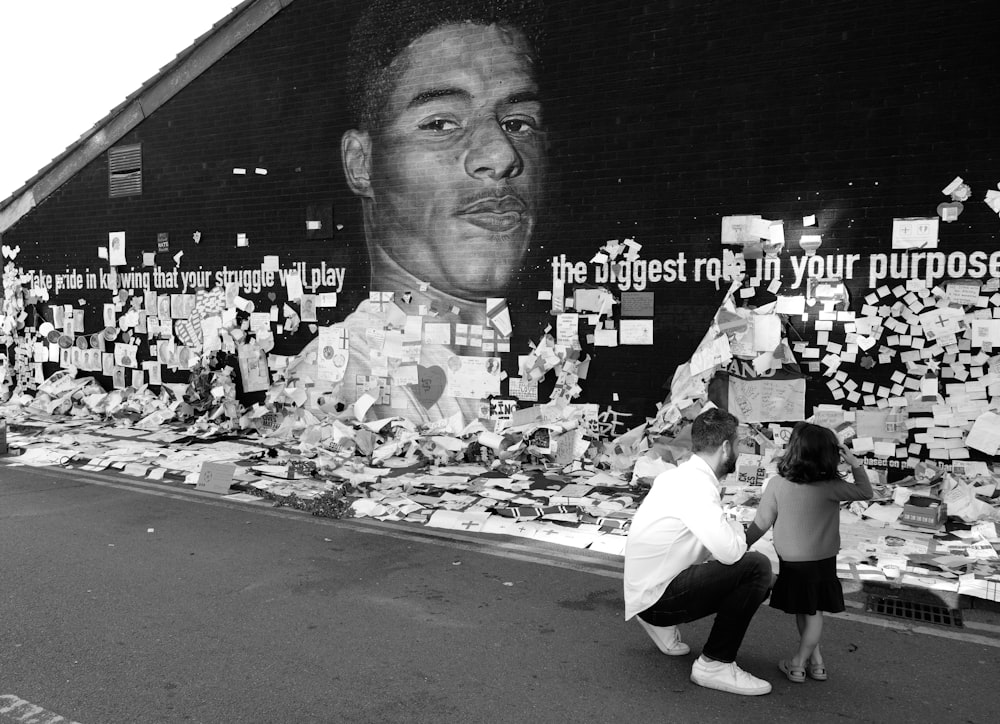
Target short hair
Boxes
[346,0,546,133]
[777,421,843,484]
[691,408,739,454]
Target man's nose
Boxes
[464,120,523,180]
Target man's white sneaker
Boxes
[637,619,691,656]
[690,657,772,696]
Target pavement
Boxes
[2,461,1000,723]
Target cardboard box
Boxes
[900,495,947,529]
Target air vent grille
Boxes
[108,143,142,197]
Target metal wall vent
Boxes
[108,143,142,197]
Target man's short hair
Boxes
[346,0,546,133]
[690,408,739,453]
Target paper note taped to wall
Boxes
[775,295,805,315]
[892,217,939,250]
[620,292,654,317]
[855,409,908,442]
[508,376,538,402]
[317,324,349,382]
[969,319,1000,348]
[727,375,805,423]
[556,313,580,347]
[946,281,981,306]
[108,231,126,267]
[619,319,653,345]
[721,215,762,245]
[445,355,501,399]
[967,411,1000,455]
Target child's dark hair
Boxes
[776,421,843,483]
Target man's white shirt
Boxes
[623,454,747,620]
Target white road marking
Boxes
[0,695,81,724]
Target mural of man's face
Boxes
[344,23,546,299]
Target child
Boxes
[745,421,873,683]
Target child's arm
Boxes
[745,477,777,547]
[841,445,874,500]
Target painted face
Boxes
[366,23,546,298]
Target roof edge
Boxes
[0,0,296,236]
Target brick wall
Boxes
[2,0,998,422]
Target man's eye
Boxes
[418,118,459,132]
[501,117,538,134]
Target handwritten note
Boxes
[727,375,805,423]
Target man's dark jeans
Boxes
[637,552,772,663]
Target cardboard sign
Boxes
[620,292,654,317]
[196,462,237,494]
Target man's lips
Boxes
[460,211,524,232]
[458,196,527,232]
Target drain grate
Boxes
[865,594,963,627]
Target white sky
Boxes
[0,1,240,201]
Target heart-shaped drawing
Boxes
[410,365,446,408]
[937,201,963,223]
[268,292,277,302]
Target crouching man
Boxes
[623,408,773,696]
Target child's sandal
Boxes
[807,662,828,681]
[779,659,806,683]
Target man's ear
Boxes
[342,129,373,198]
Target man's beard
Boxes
[720,448,739,477]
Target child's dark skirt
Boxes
[769,555,845,615]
